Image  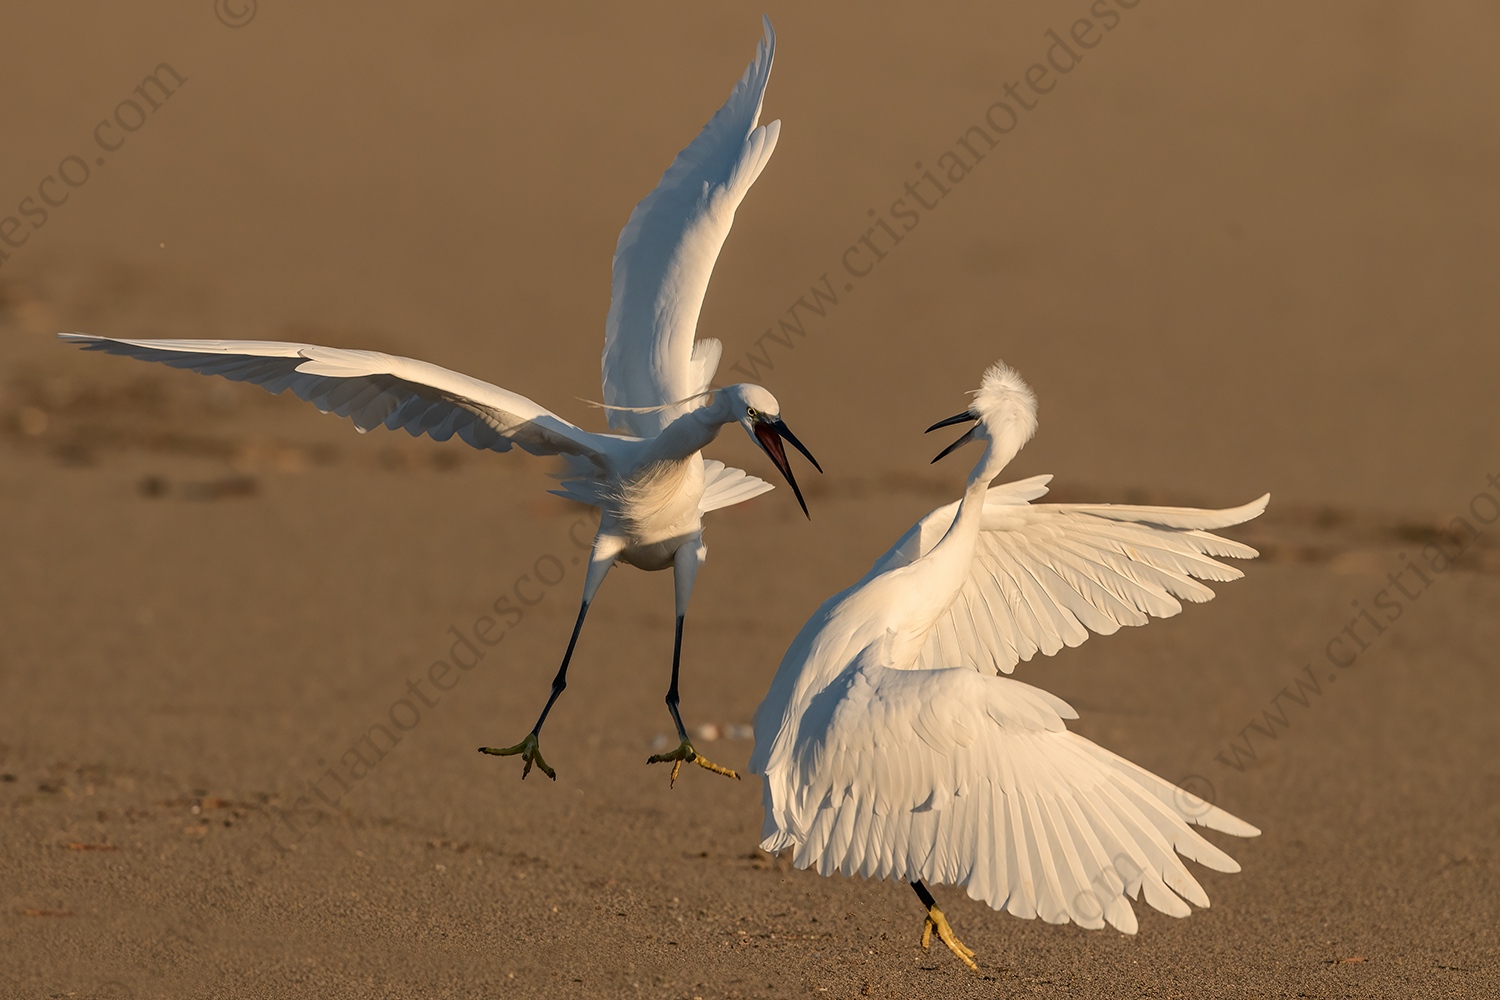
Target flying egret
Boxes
[751,362,1266,970]
[59,16,818,785]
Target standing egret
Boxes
[59,17,818,784]
[751,362,1266,969]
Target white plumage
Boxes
[752,362,1265,966]
[61,16,818,784]
[874,477,1268,676]
[603,16,781,437]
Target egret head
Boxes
[722,384,822,518]
[926,361,1039,467]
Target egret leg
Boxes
[646,541,739,786]
[912,880,978,972]
[646,615,740,786]
[477,599,591,780]
[479,532,622,781]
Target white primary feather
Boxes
[59,334,617,464]
[867,478,1268,675]
[601,15,780,436]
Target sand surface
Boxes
[2,2,1497,997]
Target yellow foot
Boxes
[921,905,978,972]
[646,739,740,788]
[478,732,556,781]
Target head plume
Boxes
[970,361,1038,445]
[925,360,1039,469]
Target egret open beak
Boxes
[753,418,821,518]
[926,411,978,464]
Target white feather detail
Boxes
[867,478,1268,675]
[549,458,771,515]
[601,17,779,436]
[60,334,613,462]
[759,652,1257,933]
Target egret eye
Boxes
[746,407,759,419]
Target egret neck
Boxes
[641,393,735,466]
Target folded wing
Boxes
[60,334,613,464]
[601,16,780,436]
[867,475,1268,675]
[698,458,774,513]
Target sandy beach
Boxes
[3,2,1497,996]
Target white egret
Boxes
[60,16,818,784]
[751,362,1266,969]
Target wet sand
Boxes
[3,2,1497,997]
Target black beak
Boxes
[753,418,821,518]
[925,411,978,433]
[925,411,978,464]
[772,419,822,474]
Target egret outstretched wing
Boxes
[601,16,780,436]
[758,647,1258,933]
[60,334,615,464]
[867,475,1268,675]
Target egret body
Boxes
[752,362,1266,968]
[61,17,816,784]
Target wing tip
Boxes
[1226,818,1262,838]
[1194,807,1261,839]
[1240,492,1271,521]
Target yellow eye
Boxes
[746,407,759,419]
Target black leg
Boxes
[478,599,592,780]
[664,614,688,741]
[529,599,591,736]
[646,614,738,784]
[912,879,938,910]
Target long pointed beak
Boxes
[771,418,822,474]
[925,411,978,434]
[931,425,978,464]
[753,419,819,518]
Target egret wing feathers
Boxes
[698,458,775,513]
[757,643,1259,934]
[868,476,1268,675]
[601,15,780,436]
[546,457,772,514]
[60,334,614,464]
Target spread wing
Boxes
[60,334,616,465]
[757,647,1258,933]
[600,16,780,436]
[868,475,1268,674]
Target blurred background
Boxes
[3,2,1497,997]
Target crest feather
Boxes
[970,361,1038,442]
